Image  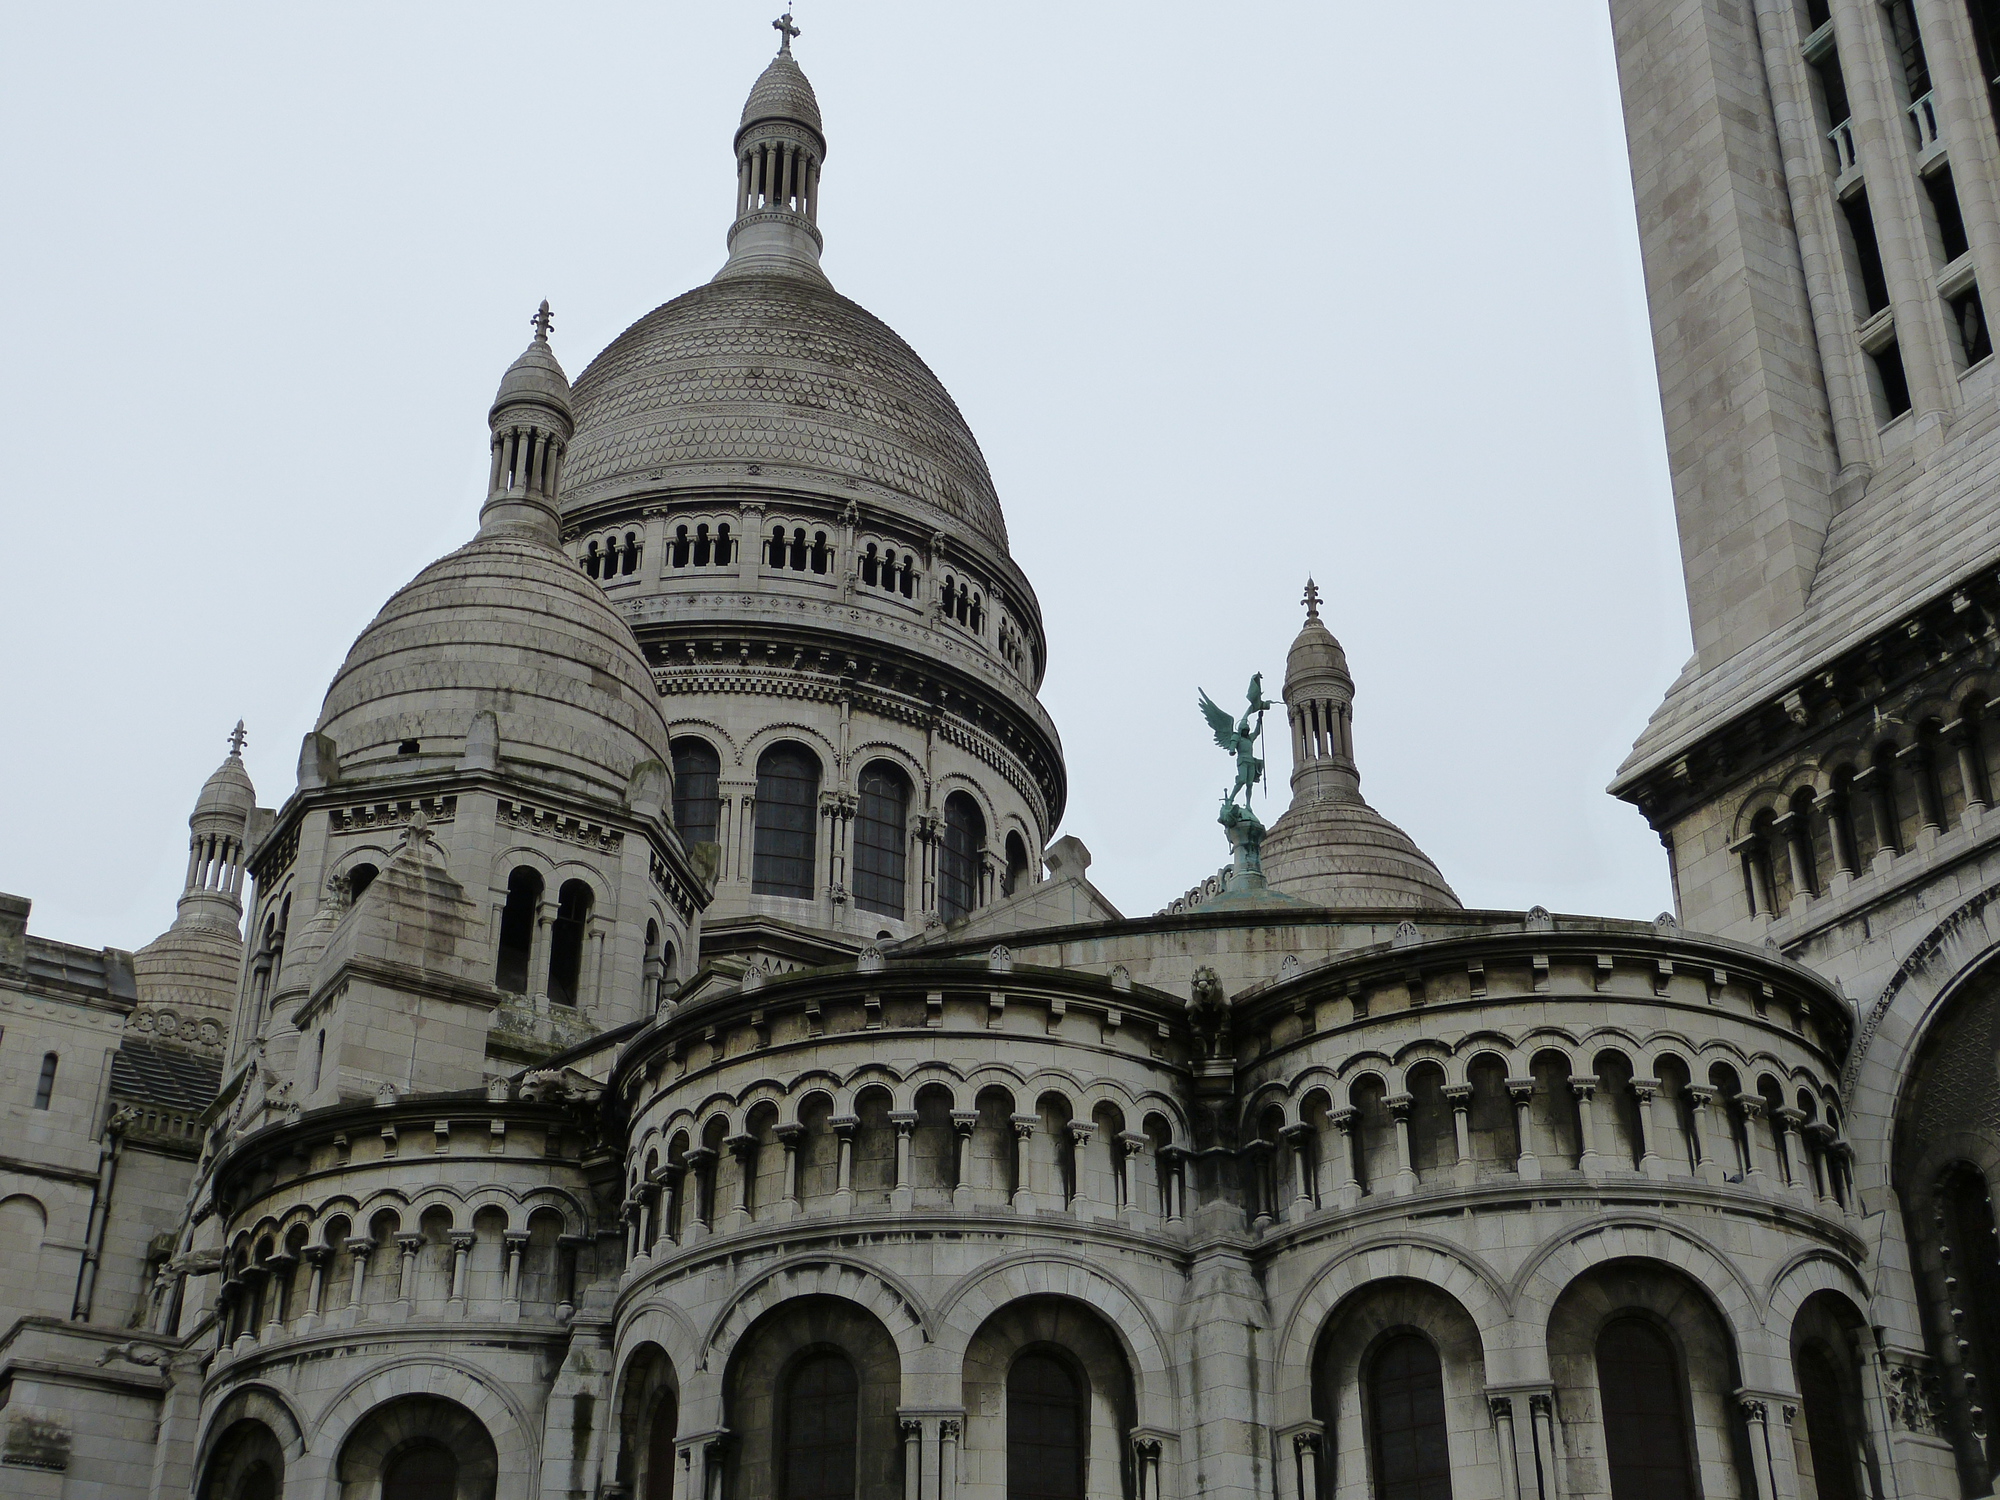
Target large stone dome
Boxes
[563,274,1010,553]
[315,530,673,803]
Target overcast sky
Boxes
[0,2,1688,951]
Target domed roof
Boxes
[1260,799,1462,911]
[492,308,573,416]
[740,51,822,138]
[1287,616,1350,681]
[564,274,1009,551]
[192,748,256,823]
[315,531,673,802]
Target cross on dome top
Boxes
[773,11,799,54]
[227,720,248,756]
[1302,578,1322,622]
[530,300,554,342]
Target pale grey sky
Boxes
[0,2,1686,950]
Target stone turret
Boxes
[717,11,829,283]
[131,725,257,1047]
[1260,581,1460,910]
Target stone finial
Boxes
[530,299,553,342]
[772,10,800,53]
[1302,577,1321,621]
[227,720,248,756]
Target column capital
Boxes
[502,1230,532,1249]
[1385,1092,1413,1120]
[1011,1114,1037,1139]
[831,1115,860,1139]
[447,1231,476,1250]
[345,1237,373,1259]
[1443,1085,1474,1106]
[1505,1077,1536,1101]
[951,1111,980,1133]
[775,1122,806,1146]
[1569,1074,1599,1099]
[394,1233,424,1254]
[1331,1106,1359,1134]
[889,1111,919,1135]
[1065,1120,1097,1146]
[1685,1085,1716,1107]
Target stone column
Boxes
[346,1237,371,1320]
[1777,1108,1811,1201]
[939,1418,960,1500]
[1489,1398,1521,1500]
[1775,809,1815,905]
[1953,725,1989,818]
[1738,1094,1770,1185]
[1633,1078,1667,1180]
[300,1246,328,1332]
[1066,1120,1097,1215]
[1330,1108,1362,1206]
[1387,1093,1416,1195]
[890,1111,918,1212]
[833,1117,858,1214]
[951,1111,978,1211]
[727,1135,758,1229]
[624,1199,643,1266]
[901,1418,922,1500]
[684,1147,718,1238]
[1506,1079,1540,1180]
[1283,1124,1316,1218]
[1160,1145,1187,1223]
[1529,1393,1559,1500]
[777,1123,805,1218]
[1738,1397,1782,1500]
[1445,1085,1475,1186]
[1121,1131,1147,1221]
[1571,1076,1602,1177]
[1011,1115,1037,1212]
[1819,787,1857,878]
[502,1231,529,1311]
[394,1233,422,1308]
[658,1164,683,1245]
[262,1256,294,1340]
[1685,1086,1721,1183]
[448,1231,475,1309]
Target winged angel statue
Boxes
[1198,674,1277,813]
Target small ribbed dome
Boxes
[1287,616,1350,681]
[740,52,822,139]
[565,275,1009,551]
[1261,801,1461,911]
[493,315,573,417]
[315,532,673,802]
[192,751,256,822]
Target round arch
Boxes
[306,1357,534,1499]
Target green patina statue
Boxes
[1199,675,1277,879]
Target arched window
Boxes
[33,1052,57,1110]
[1003,831,1031,897]
[1596,1317,1695,1500]
[381,1440,457,1500]
[671,738,722,847]
[623,531,640,575]
[585,540,601,578]
[693,524,712,567]
[754,744,820,900]
[789,528,808,571]
[347,863,379,902]
[495,867,543,994]
[939,792,985,921]
[1367,1333,1451,1500]
[672,525,691,568]
[853,762,910,918]
[811,531,830,574]
[715,523,734,565]
[862,544,880,586]
[548,880,593,1007]
[782,1349,858,1500]
[1797,1343,1862,1500]
[768,525,787,568]
[1007,1349,1085,1500]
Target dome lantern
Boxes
[173,721,257,932]
[717,13,830,285]
[481,301,574,545]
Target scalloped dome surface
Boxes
[564,275,1009,552]
[316,533,672,801]
[741,53,822,135]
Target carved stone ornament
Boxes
[1887,1363,1944,1435]
[988,944,1014,974]
[857,943,886,975]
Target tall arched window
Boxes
[33,1053,57,1110]
[382,1441,457,1500]
[754,744,820,900]
[782,1349,858,1500]
[1368,1333,1451,1500]
[547,880,593,1007]
[853,762,910,918]
[1007,1349,1085,1500]
[1796,1343,1862,1500]
[1003,831,1031,897]
[939,792,985,921]
[1596,1317,1695,1500]
[347,862,379,902]
[671,738,722,847]
[495,867,542,994]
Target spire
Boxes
[481,301,574,544]
[716,16,830,284]
[1281,582,1358,803]
[174,724,258,932]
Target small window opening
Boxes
[622,532,639,575]
[397,739,420,756]
[789,528,808,571]
[347,863,380,902]
[1968,2,2000,124]
[1924,165,1970,262]
[547,879,593,1008]
[693,524,712,568]
[33,1052,57,1110]
[810,532,830,574]
[1870,339,1914,421]
[768,525,787,569]
[585,541,601,579]
[496,867,543,994]
[942,577,958,618]
[1811,49,1855,172]
[862,544,880,586]
[1952,286,1993,365]
[312,1031,325,1092]
[715,523,733,565]
[1840,191,1891,314]
[673,525,691,568]
[1884,1,1932,102]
